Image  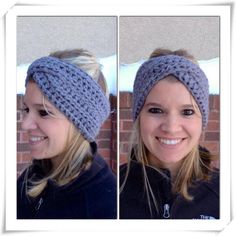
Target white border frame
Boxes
[5,4,231,234]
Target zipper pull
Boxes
[35,197,43,211]
[163,204,170,218]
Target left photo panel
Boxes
[16,16,117,219]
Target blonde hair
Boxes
[24,49,106,198]
[121,115,214,216]
[25,86,92,198]
[121,48,215,216]
[49,49,109,97]
[149,48,198,64]
[25,118,92,198]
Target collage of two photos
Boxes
[14,13,224,225]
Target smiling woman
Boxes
[140,76,202,178]
[119,48,219,219]
[17,50,117,219]
[22,81,72,166]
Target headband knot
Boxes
[133,55,209,128]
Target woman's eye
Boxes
[38,110,49,117]
[148,108,163,114]
[182,109,195,116]
[22,107,29,113]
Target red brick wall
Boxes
[17,94,117,176]
[119,92,220,168]
[17,91,220,176]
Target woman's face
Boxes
[140,77,202,172]
[22,81,72,163]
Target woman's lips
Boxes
[156,137,186,146]
[158,138,182,145]
[29,136,48,145]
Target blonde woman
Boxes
[17,49,116,219]
[120,49,219,219]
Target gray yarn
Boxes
[133,55,209,128]
[26,56,110,142]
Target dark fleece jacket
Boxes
[17,154,117,219]
[120,159,219,219]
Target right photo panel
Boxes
[119,16,220,220]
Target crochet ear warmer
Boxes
[133,55,209,128]
[26,56,110,142]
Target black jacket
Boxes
[17,154,117,219]
[120,160,219,219]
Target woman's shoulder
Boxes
[17,160,46,181]
[84,154,116,182]
[66,154,117,200]
[74,154,117,218]
[203,170,219,195]
[120,160,166,181]
[17,164,34,187]
[58,154,116,194]
[191,170,219,198]
[119,162,128,176]
[119,160,143,184]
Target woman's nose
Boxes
[21,113,38,131]
[160,114,182,134]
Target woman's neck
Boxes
[148,153,182,179]
[50,155,64,171]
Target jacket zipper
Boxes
[163,203,170,218]
[35,197,44,211]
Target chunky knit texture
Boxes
[133,55,209,128]
[26,56,110,142]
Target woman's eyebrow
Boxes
[34,103,54,110]
[23,101,54,110]
[181,104,195,108]
[144,102,163,107]
[144,102,195,108]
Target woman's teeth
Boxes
[159,138,182,145]
[30,136,47,142]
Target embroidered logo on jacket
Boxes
[193,215,216,219]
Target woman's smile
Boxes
[154,136,188,153]
[28,135,48,146]
[157,137,184,145]
[140,77,202,171]
[22,81,72,161]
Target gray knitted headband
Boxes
[133,55,209,128]
[26,56,110,142]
